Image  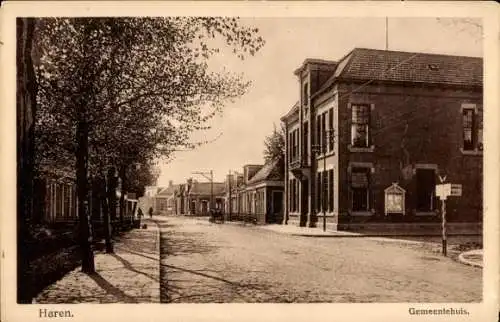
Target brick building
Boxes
[226,161,285,224]
[174,179,226,216]
[154,181,178,215]
[281,48,483,232]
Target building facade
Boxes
[226,162,285,224]
[154,181,178,215]
[281,48,483,231]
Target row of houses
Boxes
[149,159,285,224]
[151,47,483,233]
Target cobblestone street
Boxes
[159,216,482,303]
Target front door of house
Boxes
[272,191,283,224]
[416,168,436,212]
[300,179,309,226]
[201,200,208,215]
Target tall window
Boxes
[316,115,321,150]
[295,180,299,212]
[351,104,370,148]
[328,109,334,152]
[293,129,299,160]
[316,172,321,212]
[289,129,299,162]
[328,170,334,212]
[303,122,308,159]
[463,108,475,151]
[351,167,370,211]
[289,179,299,212]
[323,170,328,210]
[321,113,327,153]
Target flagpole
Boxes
[385,17,389,50]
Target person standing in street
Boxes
[148,206,153,218]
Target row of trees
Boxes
[17,17,264,301]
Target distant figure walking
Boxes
[148,207,153,218]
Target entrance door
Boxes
[272,191,283,224]
[416,168,436,212]
[300,179,309,226]
[201,200,208,215]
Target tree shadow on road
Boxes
[110,253,159,283]
[159,262,275,303]
[87,272,138,303]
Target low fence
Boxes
[33,177,139,226]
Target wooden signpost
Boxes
[435,176,462,256]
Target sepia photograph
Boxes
[2,2,499,322]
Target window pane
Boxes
[316,173,321,212]
[352,188,368,211]
[351,105,370,147]
[328,109,334,151]
[329,170,334,212]
[352,105,369,124]
[351,168,370,211]
[463,109,475,150]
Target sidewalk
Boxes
[259,223,362,237]
[33,218,160,304]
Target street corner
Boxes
[458,249,483,268]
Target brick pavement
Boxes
[160,216,482,303]
[33,218,160,304]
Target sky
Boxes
[156,17,482,186]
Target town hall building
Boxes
[281,48,483,233]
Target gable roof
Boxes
[247,159,283,185]
[315,48,482,97]
[189,182,226,196]
[157,184,179,196]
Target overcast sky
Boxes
[156,17,482,186]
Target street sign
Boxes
[435,183,451,200]
[435,183,461,200]
[450,184,462,196]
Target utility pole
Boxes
[441,197,447,256]
[311,128,334,232]
[192,170,214,211]
[211,170,214,210]
[228,170,232,220]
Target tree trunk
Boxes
[16,17,37,304]
[76,120,95,273]
[98,173,113,253]
[118,165,127,229]
[107,167,118,225]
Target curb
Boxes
[139,217,161,303]
[457,249,483,268]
